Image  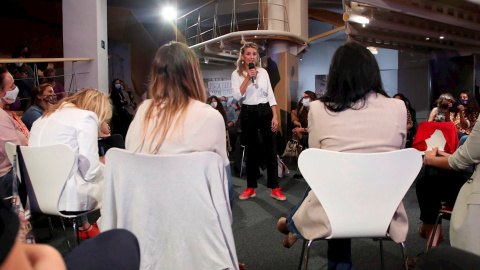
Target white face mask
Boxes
[302,98,310,107]
[210,102,217,108]
[2,86,20,104]
[15,62,23,67]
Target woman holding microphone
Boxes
[231,42,286,201]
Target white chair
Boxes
[5,142,99,248]
[297,148,422,270]
[100,148,239,270]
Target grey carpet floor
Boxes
[32,161,448,270]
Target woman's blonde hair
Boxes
[43,88,112,128]
[436,93,455,108]
[236,42,260,76]
[139,41,206,153]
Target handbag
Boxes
[277,156,289,178]
[282,139,302,158]
[450,170,480,256]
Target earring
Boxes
[241,60,244,65]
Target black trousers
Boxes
[416,166,469,224]
[241,103,278,189]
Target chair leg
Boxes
[72,218,80,246]
[47,216,54,237]
[239,146,245,177]
[379,239,385,270]
[298,239,307,270]
[304,240,313,270]
[399,242,408,270]
[59,217,72,251]
[427,213,444,250]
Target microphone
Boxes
[248,63,256,85]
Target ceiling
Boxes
[107,0,480,66]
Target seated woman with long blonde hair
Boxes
[125,42,232,203]
[29,88,112,239]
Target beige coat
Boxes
[448,118,480,255]
[292,92,409,242]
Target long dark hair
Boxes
[207,95,226,118]
[393,93,415,112]
[27,83,52,109]
[320,42,388,112]
[298,90,318,125]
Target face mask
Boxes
[221,101,227,107]
[302,98,310,107]
[2,86,19,104]
[15,62,23,67]
[460,99,468,106]
[115,84,121,90]
[210,102,217,108]
[44,95,57,105]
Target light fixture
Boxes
[204,58,209,64]
[343,9,370,25]
[367,46,378,54]
[425,37,430,40]
[161,6,177,21]
[439,35,445,39]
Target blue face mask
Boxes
[115,84,121,90]
[221,101,227,107]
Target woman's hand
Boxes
[424,147,439,164]
[292,127,306,134]
[271,117,278,132]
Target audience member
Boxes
[21,83,57,130]
[221,96,239,151]
[207,95,227,124]
[29,88,112,239]
[110,79,132,139]
[428,93,455,122]
[277,42,407,270]
[42,68,66,100]
[0,67,27,199]
[451,92,479,142]
[6,44,35,110]
[291,90,317,149]
[413,116,480,258]
[393,93,416,147]
[125,41,233,205]
[231,42,285,201]
[119,80,136,115]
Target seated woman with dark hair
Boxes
[291,90,317,149]
[277,42,407,270]
[21,83,57,130]
[207,95,227,125]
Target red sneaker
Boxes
[271,188,286,201]
[239,188,256,200]
[78,223,100,239]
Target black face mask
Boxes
[441,103,449,109]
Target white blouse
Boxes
[231,67,277,106]
[29,104,103,212]
[125,99,229,166]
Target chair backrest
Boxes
[6,142,76,216]
[412,121,458,154]
[298,148,422,239]
[5,142,21,182]
[100,148,238,270]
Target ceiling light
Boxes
[343,9,370,25]
[439,35,444,39]
[425,37,430,40]
[367,46,378,55]
[161,6,177,21]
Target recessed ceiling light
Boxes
[439,36,444,39]
[425,37,430,40]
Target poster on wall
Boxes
[315,75,328,97]
[204,78,232,97]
